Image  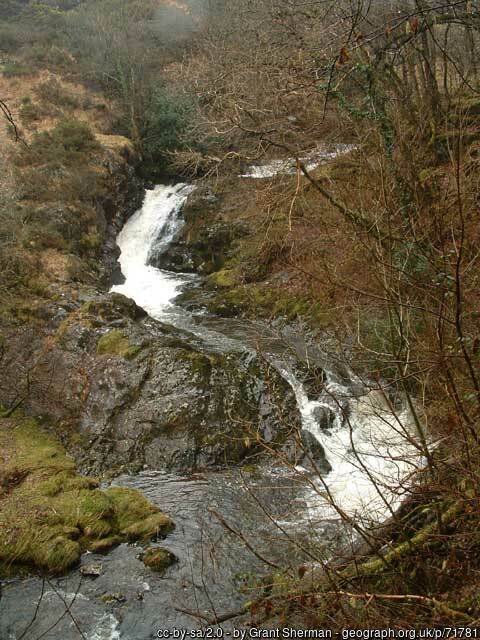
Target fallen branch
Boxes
[334,590,471,622]
[0,397,25,419]
[174,605,249,626]
[0,98,23,144]
[341,500,463,580]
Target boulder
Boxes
[281,429,332,474]
[141,547,177,573]
[0,293,300,475]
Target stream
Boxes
[0,180,422,640]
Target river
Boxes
[0,181,422,640]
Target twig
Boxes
[18,577,46,640]
[208,508,281,570]
[174,604,249,626]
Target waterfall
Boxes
[111,183,195,319]
[110,183,423,527]
[240,144,356,179]
[279,364,421,524]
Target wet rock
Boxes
[151,242,196,273]
[0,293,300,475]
[282,429,332,474]
[82,292,147,322]
[311,406,336,431]
[150,220,249,276]
[293,362,326,401]
[300,430,332,473]
[99,152,144,286]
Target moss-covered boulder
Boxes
[150,219,249,275]
[0,415,174,576]
[141,547,177,573]
[82,293,147,322]
[96,329,141,360]
[0,289,301,475]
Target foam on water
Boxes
[111,183,194,320]
[279,365,423,526]
[240,144,355,178]
[110,179,422,528]
[87,614,121,640]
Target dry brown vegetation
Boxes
[166,0,480,627]
[2,0,480,630]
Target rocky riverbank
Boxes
[1,290,302,477]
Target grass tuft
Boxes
[96,329,141,360]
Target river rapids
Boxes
[0,178,423,640]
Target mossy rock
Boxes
[176,348,214,377]
[99,592,127,604]
[82,293,147,321]
[88,536,122,554]
[142,547,177,573]
[207,282,331,328]
[207,268,238,288]
[0,415,174,576]
[121,513,175,541]
[96,329,141,360]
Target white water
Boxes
[240,144,355,179]
[111,184,195,319]
[279,366,423,526]
[110,180,423,528]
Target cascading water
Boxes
[112,183,195,318]
[0,180,423,640]
[111,181,422,527]
[240,144,356,179]
[278,366,421,524]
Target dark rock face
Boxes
[281,429,332,474]
[149,220,249,275]
[98,155,144,286]
[311,406,336,431]
[0,294,299,475]
[292,362,326,401]
[151,241,196,273]
[299,430,332,473]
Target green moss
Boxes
[207,268,238,288]
[121,513,175,541]
[40,470,98,497]
[142,547,177,573]
[0,416,174,576]
[2,61,34,77]
[207,282,332,328]
[88,536,122,554]
[96,329,141,360]
[36,537,81,574]
[176,349,213,377]
[99,592,126,604]
[80,232,102,252]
